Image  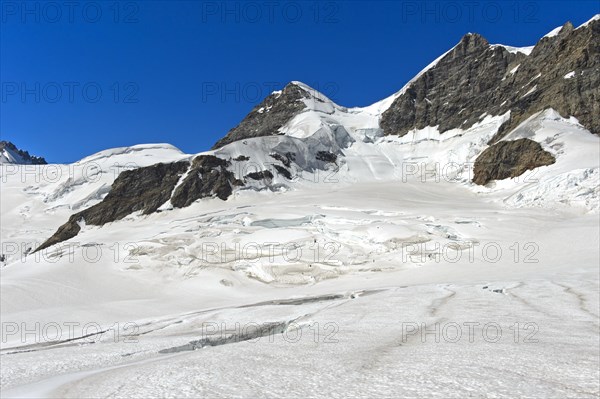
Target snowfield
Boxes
[1,39,600,395]
[1,124,599,397]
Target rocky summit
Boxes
[0,141,47,164]
[380,20,599,142]
[211,83,311,150]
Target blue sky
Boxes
[1,1,598,163]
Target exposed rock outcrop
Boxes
[36,161,190,252]
[473,138,556,186]
[273,165,292,179]
[0,141,47,164]
[245,170,274,181]
[170,155,243,207]
[381,19,600,141]
[35,18,599,251]
[211,83,310,149]
[316,151,337,163]
[36,155,244,251]
[381,33,524,136]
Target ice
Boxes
[577,14,600,29]
[492,44,535,55]
[1,31,599,399]
[543,25,563,38]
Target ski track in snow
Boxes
[1,67,600,397]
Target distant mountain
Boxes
[0,141,47,164]
[35,15,600,252]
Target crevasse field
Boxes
[1,77,599,397]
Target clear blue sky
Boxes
[1,0,598,163]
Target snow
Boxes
[2,161,599,396]
[481,109,600,212]
[366,38,533,117]
[564,71,576,79]
[577,14,600,29]
[1,24,599,398]
[0,147,25,164]
[509,64,520,74]
[359,46,454,115]
[0,145,42,165]
[2,105,598,398]
[492,44,535,55]
[521,85,537,97]
[543,25,563,38]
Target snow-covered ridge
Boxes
[491,44,534,55]
[543,25,564,38]
[357,47,454,116]
[75,143,188,165]
[0,141,47,165]
[475,109,600,212]
[1,18,599,397]
[577,13,599,29]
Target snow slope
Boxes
[0,143,44,165]
[2,17,600,397]
[1,81,599,399]
[1,175,598,397]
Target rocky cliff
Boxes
[380,19,599,141]
[211,83,311,149]
[0,141,47,164]
[34,16,600,251]
[472,138,556,185]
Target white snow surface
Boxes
[491,44,535,55]
[0,146,39,165]
[1,105,599,397]
[543,25,563,38]
[2,25,600,396]
[577,14,600,29]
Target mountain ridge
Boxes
[29,15,600,252]
[0,141,47,165]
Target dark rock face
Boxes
[36,161,190,252]
[37,155,246,251]
[473,138,556,185]
[211,83,310,149]
[35,216,83,253]
[273,165,292,179]
[381,19,600,140]
[0,141,47,164]
[316,151,337,163]
[170,155,243,207]
[245,170,274,181]
[270,152,295,167]
[381,33,523,136]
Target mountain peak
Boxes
[0,141,47,164]
[286,81,335,104]
[458,32,490,49]
[577,14,599,29]
[211,82,311,149]
[381,16,599,139]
